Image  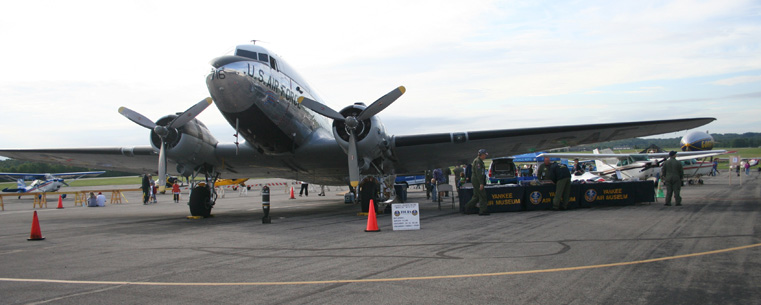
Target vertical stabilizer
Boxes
[593,149,618,173]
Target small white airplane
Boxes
[539,134,727,182]
[1,171,106,194]
[0,42,717,217]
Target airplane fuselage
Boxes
[205,45,351,184]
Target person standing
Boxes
[661,151,684,206]
[433,168,445,200]
[424,170,433,199]
[537,157,552,181]
[453,165,464,189]
[358,177,378,213]
[744,161,750,175]
[711,159,719,176]
[464,149,490,216]
[551,162,572,210]
[318,185,326,196]
[443,167,452,197]
[172,181,181,203]
[299,181,309,197]
[572,158,584,176]
[141,174,150,204]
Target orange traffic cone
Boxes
[364,200,380,232]
[289,187,295,199]
[28,211,45,241]
[56,195,64,209]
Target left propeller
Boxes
[119,97,213,191]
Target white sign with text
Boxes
[392,203,420,231]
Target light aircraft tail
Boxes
[1,179,28,193]
[593,149,617,172]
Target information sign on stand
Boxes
[392,203,420,231]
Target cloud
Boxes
[1,0,760,148]
[711,75,761,86]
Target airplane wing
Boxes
[0,118,715,183]
[0,147,161,176]
[0,144,304,181]
[537,150,728,161]
[49,171,107,179]
[538,152,633,160]
[674,150,728,161]
[0,173,48,181]
[391,118,715,172]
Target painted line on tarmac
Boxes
[1,242,759,286]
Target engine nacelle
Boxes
[332,104,392,173]
[150,115,219,176]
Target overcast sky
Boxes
[1,0,759,149]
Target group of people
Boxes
[87,192,107,207]
[140,174,182,204]
[460,148,690,214]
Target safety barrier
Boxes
[0,189,141,210]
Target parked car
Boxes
[395,175,426,187]
[488,157,518,184]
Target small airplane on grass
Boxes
[1,171,106,194]
[539,131,727,183]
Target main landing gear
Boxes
[187,169,218,217]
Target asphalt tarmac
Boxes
[0,173,759,304]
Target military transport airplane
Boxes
[1,171,105,194]
[0,42,716,217]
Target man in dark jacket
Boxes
[464,149,490,215]
[661,151,684,206]
[551,162,572,210]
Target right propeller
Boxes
[298,86,405,187]
[118,97,213,191]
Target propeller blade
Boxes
[169,97,213,128]
[118,106,157,129]
[158,141,167,193]
[62,181,70,187]
[298,96,345,121]
[357,86,405,120]
[348,132,360,188]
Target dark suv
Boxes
[488,157,518,184]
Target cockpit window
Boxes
[236,49,258,60]
[235,49,271,67]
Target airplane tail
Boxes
[2,179,28,193]
[593,149,618,172]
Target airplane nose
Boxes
[209,55,250,69]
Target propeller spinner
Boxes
[118,97,213,191]
[298,86,405,187]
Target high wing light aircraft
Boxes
[538,148,727,182]
[1,171,106,194]
[0,42,716,217]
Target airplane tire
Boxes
[698,179,704,185]
[189,185,212,217]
